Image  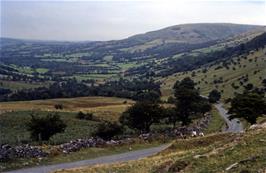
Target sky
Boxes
[1,0,266,41]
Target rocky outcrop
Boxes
[0,144,48,162]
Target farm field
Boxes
[160,48,266,101]
[0,96,134,121]
[0,80,46,91]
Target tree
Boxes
[229,91,266,124]
[244,83,254,91]
[208,89,221,103]
[167,96,175,103]
[76,111,93,120]
[54,104,63,110]
[93,122,122,140]
[119,101,162,132]
[133,90,161,102]
[173,77,211,125]
[27,113,66,141]
[262,79,266,87]
[164,107,179,127]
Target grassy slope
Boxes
[0,96,134,121]
[56,126,266,173]
[203,106,225,134]
[160,47,266,101]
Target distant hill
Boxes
[126,23,262,44]
[0,23,265,90]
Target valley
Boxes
[0,23,266,173]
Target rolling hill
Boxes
[0,23,265,99]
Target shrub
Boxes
[76,111,93,120]
[229,91,266,124]
[27,113,66,141]
[120,102,163,132]
[167,96,175,103]
[93,122,122,140]
[208,89,221,103]
[54,104,63,110]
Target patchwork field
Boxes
[160,48,266,101]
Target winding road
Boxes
[215,103,243,132]
[3,102,243,173]
[4,144,169,173]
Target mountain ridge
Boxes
[1,23,264,43]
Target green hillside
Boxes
[160,47,266,101]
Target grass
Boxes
[0,140,165,172]
[0,80,45,91]
[72,74,115,81]
[56,127,266,173]
[160,48,266,101]
[0,111,101,145]
[0,96,135,145]
[36,68,49,74]
[203,106,226,134]
[0,96,134,121]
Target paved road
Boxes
[214,103,243,132]
[4,144,169,173]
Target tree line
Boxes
[0,78,161,102]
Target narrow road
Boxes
[214,103,243,132]
[4,144,169,173]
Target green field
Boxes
[71,73,115,81]
[160,48,266,101]
[0,80,46,91]
[0,97,134,145]
[0,111,100,145]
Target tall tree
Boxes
[173,77,211,125]
[119,101,162,132]
[208,89,221,103]
[229,91,266,124]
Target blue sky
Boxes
[1,0,265,41]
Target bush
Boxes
[229,91,266,124]
[76,111,93,120]
[54,104,63,110]
[208,89,221,103]
[120,102,163,132]
[150,124,172,133]
[167,96,175,103]
[93,122,122,140]
[27,113,66,141]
